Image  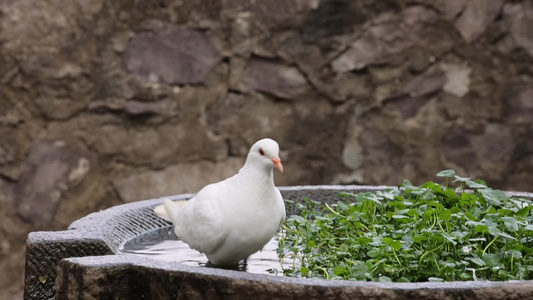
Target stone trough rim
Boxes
[61,253,533,291]
[103,185,533,289]
[70,185,533,286]
[25,185,533,299]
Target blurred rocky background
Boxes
[1,0,533,298]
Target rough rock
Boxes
[402,66,446,98]
[88,99,178,117]
[454,0,505,43]
[504,84,533,124]
[0,123,31,180]
[442,124,514,182]
[14,140,94,223]
[504,2,533,57]
[222,0,318,26]
[112,158,244,202]
[441,63,472,97]
[206,92,293,145]
[123,25,222,84]
[331,6,438,72]
[342,126,364,170]
[441,0,468,20]
[54,253,533,300]
[239,57,310,99]
[384,96,433,120]
[79,120,228,167]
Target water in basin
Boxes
[118,226,292,276]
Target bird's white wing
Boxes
[177,182,228,255]
[276,188,286,228]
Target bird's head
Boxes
[246,138,283,173]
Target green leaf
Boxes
[334,266,348,275]
[367,249,381,258]
[391,240,402,252]
[428,277,444,282]
[440,233,457,245]
[482,254,501,267]
[339,192,357,198]
[524,224,533,232]
[466,180,487,189]
[488,226,501,236]
[400,179,416,189]
[505,250,522,259]
[453,175,471,182]
[382,237,394,245]
[337,201,348,211]
[439,209,452,221]
[397,277,411,282]
[436,170,456,177]
[469,257,486,266]
[474,224,489,233]
[516,206,532,218]
[480,189,508,206]
[413,235,428,243]
[401,235,414,250]
[499,232,516,240]
[392,215,409,219]
[501,216,519,232]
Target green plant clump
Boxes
[276,170,533,282]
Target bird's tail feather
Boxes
[153,199,186,222]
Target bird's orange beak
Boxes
[271,157,283,172]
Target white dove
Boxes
[153,138,286,265]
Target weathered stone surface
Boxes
[56,254,533,300]
[332,6,438,72]
[88,99,178,117]
[454,0,505,43]
[442,124,514,181]
[441,0,468,20]
[35,96,92,120]
[402,66,446,98]
[222,0,318,26]
[384,96,432,120]
[112,158,244,202]
[14,140,94,223]
[504,2,533,57]
[441,63,472,97]
[206,92,293,146]
[239,57,310,99]
[309,71,373,103]
[504,84,533,124]
[0,0,103,55]
[78,120,227,167]
[342,126,364,170]
[0,123,31,180]
[123,25,222,84]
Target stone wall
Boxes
[1,0,532,298]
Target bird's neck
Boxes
[239,163,275,185]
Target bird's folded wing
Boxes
[180,184,227,255]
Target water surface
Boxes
[118,226,290,275]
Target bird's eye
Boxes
[259,148,265,156]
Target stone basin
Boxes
[24,186,533,300]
